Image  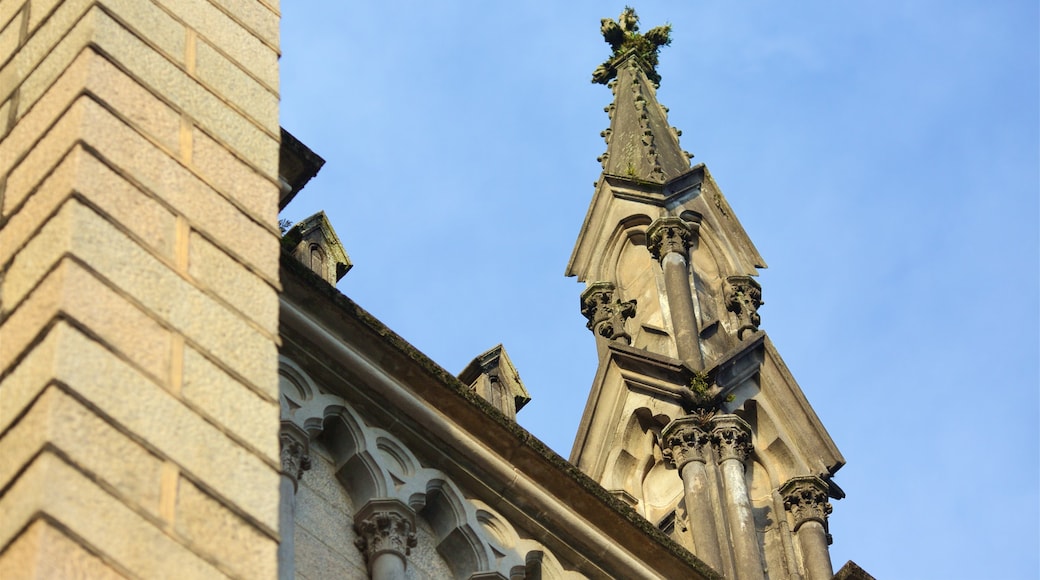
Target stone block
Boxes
[297,442,355,515]
[175,476,278,579]
[294,526,367,580]
[0,451,225,579]
[0,48,181,196]
[0,322,282,533]
[182,345,280,463]
[0,96,11,140]
[0,1,98,110]
[0,257,172,384]
[78,49,183,152]
[188,230,279,335]
[0,13,21,71]
[195,37,278,133]
[0,146,178,269]
[0,385,164,516]
[206,0,280,47]
[151,0,279,90]
[88,9,279,173]
[294,476,356,562]
[27,0,64,34]
[0,3,26,44]
[0,519,125,580]
[191,124,277,223]
[2,199,278,395]
[3,95,278,288]
[3,0,187,117]
[2,93,92,216]
[1,7,278,179]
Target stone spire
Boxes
[567,9,861,578]
[593,8,693,184]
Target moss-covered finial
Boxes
[592,7,672,85]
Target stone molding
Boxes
[580,282,637,344]
[711,414,753,464]
[780,476,833,533]
[725,276,763,340]
[660,416,712,470]
[646,216,698,262]
[279,423,311,489]
[353,499,418,565]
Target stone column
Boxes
[661,415,723,572]
[781,476,834,580]
[354,499,418,580]
[647,216,704,368]
[711,415,764,580]
[278,424,311,580]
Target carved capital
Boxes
[661,415,712,470]
[353,499,417,566]
[780,476,833,533]
[725,276,763,340]
[580,282,637,344]
[280,424,311,489]
[711,414,753,464]
[646,217,698,262]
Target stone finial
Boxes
[458,344,531,420]
[580,282,637,344]
[284,211,352,285]
[660,416,713,470]
[780,476,833,534]
[593,7,672,86]
[646,216,698,262]
[725,276,763,340]
[711,414,753,464]
[353,499,418,565]
[280,423,312,490]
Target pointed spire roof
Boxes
[592,9,693,184]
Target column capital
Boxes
[353,499,418,566]
[580,281,637,344]
[280,422,312,490]
[661,415,713,470]
[646,216,699,262]
[725,276,763,340]
[711,414,753,464]
[780,476,833,533]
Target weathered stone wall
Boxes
[279,357,591,580]
[0,0,283,577]
[293,439,458,580]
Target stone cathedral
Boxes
[0,4,872,580]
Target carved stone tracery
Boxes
[725,275,763,340]
[580,282,637,344]
[646,217,696,262]
[353,500,418,565]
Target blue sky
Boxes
[278,2,1038,577]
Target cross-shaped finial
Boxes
[592,7,672,85]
